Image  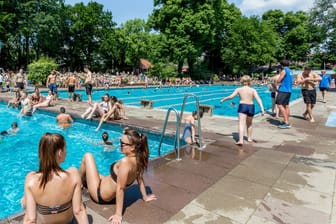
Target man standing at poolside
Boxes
[84,65,93,104]
[46,70,59,100]
[15,69,26,90]
[67,73,77,102]
[319,70,331,103]
[295,67,321,122]
[276,60,293,129]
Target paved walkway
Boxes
[1,87,336,224]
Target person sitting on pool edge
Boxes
[79,127,157,224]
[182,111,203,146]
[56,107,73,128]
[22,133,88,224]
[19,92,32,116]
[1,122,20,136]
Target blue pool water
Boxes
[55,85,302,117]
[0,104,175,219]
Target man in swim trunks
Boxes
[46,70,60,100]
[67,73,77,102]
[295,66,321,122]
[56,107,73,128]
[220,75,264,146]
[15,69,25,90]
[275,60,293,129]
[84,66,93,103]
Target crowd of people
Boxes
[0,62,335,222]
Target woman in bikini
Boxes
[81,93,111,119]
[79,127,157,224]
[22,133,88,224]
[29,87,43,106]
[95,96,126,131]
[31,90,55,114]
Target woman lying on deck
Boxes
[22,133,88,224]
[79,127,157,224]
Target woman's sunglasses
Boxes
[120,139,133,147]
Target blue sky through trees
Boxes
[64,0,314,25]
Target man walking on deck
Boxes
[276,60,293,129]
[295,67,321,122]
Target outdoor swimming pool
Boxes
[55,84,302,117]
[0,103,175,219]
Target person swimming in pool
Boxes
[1,122,20,136]
[22,133,88,224]
[99,131,113,145]
[220,75,264,146]
[56,107,73,128]
[79,127,157,224]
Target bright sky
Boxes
[64,0,315,25]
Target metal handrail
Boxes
[178,94,203,149]
[158,107,181,160]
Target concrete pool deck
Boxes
[1,87,336,224]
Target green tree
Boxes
[67,2,116,70]
[149,0,217,78]
[309,0,336,63]
[262,10,313,61]
[222,16,278,74]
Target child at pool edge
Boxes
[182,111,203,145]
[220,75,264,146]
[79,127,157,224]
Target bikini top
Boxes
[37,200,72,215]
[110,162,133,187]
[31,94,40,102]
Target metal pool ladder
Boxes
[158,107,181,160]
[158,93,203,160]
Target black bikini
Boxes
[96,162,133,204]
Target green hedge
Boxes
[27,58,58,85]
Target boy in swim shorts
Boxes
[220,75,264,146]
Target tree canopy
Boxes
[0,0,333,78]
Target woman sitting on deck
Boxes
[31,90,55,114]
[29,87,43,106]
[22,133,88,224]
[79,127,157,224]
[81,93,111,120]
[95,96,126,131]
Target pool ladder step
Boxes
[158,93,203,160]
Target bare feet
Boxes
[302,113,310,120]
[235,142,243,146]
[247,139,257,143]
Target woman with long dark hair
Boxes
[79,127,157,224]
[22,133,88,224]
